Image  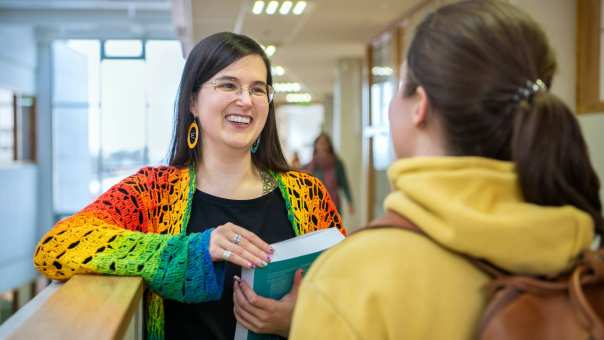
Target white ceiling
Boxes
[0,0,423,102]
[183,0,422,102]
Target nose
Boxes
[236,87,254,106]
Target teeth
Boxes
[226,115,251,124]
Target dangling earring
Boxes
[187,119,199,149]
[251,137,261,154]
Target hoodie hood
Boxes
[384,156,594,275]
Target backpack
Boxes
[367,210,604,340]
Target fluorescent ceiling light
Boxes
[272,66,285,76]
[274,82,301,92]
[279,1,293,15]
[266,1,279,15]
[292,1,306,15]
[372,66,393,76]
[286,93,312,103]
[265,45,276,57]
[252,1,265,15]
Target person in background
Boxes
[303,133,354,215]
[290,1,602,339]
[34,32,345,340]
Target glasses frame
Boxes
[206,79,275,103]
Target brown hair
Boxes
[404,0,603,234]
[312,133,336,158]
[168,32,289,173]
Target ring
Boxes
[232,233,242,245]
[222,250,232,261]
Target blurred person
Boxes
[303,133,354,215]
[290,1,602,339]
[34,32,345,340]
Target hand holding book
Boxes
[233,268,304,337]
[233,228,345,340]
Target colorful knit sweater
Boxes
[33,166,346,340]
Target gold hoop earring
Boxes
[187,120,199,149]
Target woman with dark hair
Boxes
[34,32,345,340]
[291,1,602,339]
[303,133,354,214]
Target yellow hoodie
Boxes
[290,157,594,340]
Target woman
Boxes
[290,1,602,339]
[303,133,354,214]
[34,32,345,340]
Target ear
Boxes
[189,93,198,118]
[413,86,430,127]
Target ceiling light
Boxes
[286,93,312,103]
[274,82,301,92]
[279,1,293,15]
[266,1,279,15]
[260,44,276,56]
[272,66,285,76]
[252,1,265,15]
[292,1,306,15]
[265,45,276,57]
[371,66,393,76]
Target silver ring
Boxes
[222,250,232,261]
[232,233,242,245]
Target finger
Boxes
[233,278,264,316]
[218,237,267,268]
[227,230,272,265]
[227,252,255,269]
[228,223,273,254]
[234,302,262,333]
[289,269,304,296]
[213,244,254,269]
[238,277,273,309]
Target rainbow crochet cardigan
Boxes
[33,166,346,340]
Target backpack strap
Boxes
[570,251,604,339]
[364,210,604,339]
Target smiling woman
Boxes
[33,32,346,340]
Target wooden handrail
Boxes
[0,275,143,340]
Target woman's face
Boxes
[315,136,331,158]
[192,54,270,153]
[388,64,419,158]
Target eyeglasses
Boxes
[206,79,275,103]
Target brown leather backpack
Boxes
[367,211,604,340]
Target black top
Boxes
[164,188,295,340]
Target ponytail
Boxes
[511,91,603,235]
[404,0,603,238]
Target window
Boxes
[0,90,36,163]
[52,39,185,215]
[0,89,14,162]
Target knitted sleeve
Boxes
[277,171,347,236]
[33,166,224,303]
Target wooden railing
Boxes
[0,275,143,340]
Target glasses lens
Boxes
[267,85,274,103]
[214,80,239,92]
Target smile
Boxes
[225,114,252,125]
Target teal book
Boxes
[234,227,345,340]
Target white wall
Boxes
[511,0,604,205]
[580,115,604,205]
[333,58,363,229]
[0,164,38,292]
[0,26,36,94]
[277,104,324,164]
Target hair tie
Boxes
[513,79,547,102]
